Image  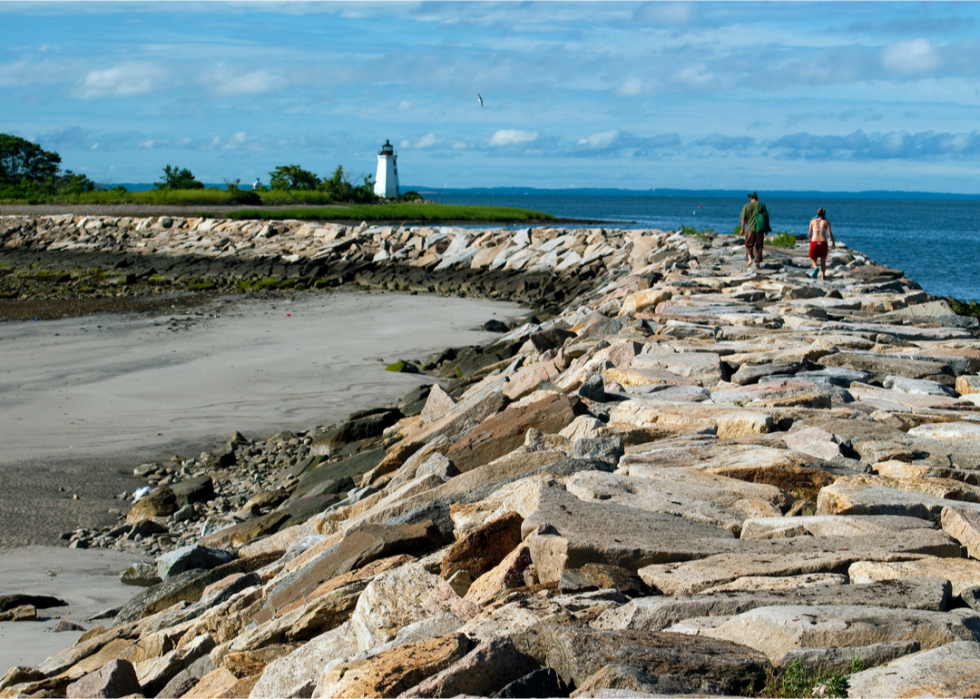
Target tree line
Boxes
[0,133,99,197]
[0,133,415,204]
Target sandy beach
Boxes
[0,547,152,671]
[0,288,522,668]
[0,289,523,469]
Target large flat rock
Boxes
[565,469,787,535]
[849,557,980,596]
[712,379,833,409]
[349,563,479,653]
[594,577,952,633]
[704,605,980,662]
[817,475,980,520]
[638,527,960,594]
[446,394,586,473]
[249,621,358,699]
[609,401,773,439]
[821,352,953,380]
[846,640,980,698]
[520,485,738,583]
[515,622,768,696]
[313,633,472,699]
[740,514,934,540]
[257,521,445,621]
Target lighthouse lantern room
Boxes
[374,140,399,198]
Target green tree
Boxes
[155,164,204,190]
[0,134,62,184]
[269,164,320,190]
[320,165,376,203]
[57,171,96,195]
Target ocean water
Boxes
[428,193,980,303]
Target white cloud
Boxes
[74,63,167,98]
[615,77,644,97]
[210,69,278,96]
[487,129,538,147]
[0,59,67,87]
[882,39,942,74]
[577,129,620,149]
[452,141,466,150]
[223,131,248,149]
[675,65,716,88]
[634,1,697,25]
[400,133,438,149]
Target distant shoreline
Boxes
[89,185,980,201]
[416,186,980,201]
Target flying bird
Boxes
[477,94,484,107]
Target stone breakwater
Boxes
[0,215,615,311]
[4,216,980,697]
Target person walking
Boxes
[740,192,770,269]
[807,207,836,280]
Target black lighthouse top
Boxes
[379,140,394,156]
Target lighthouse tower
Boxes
[374,140,399,198]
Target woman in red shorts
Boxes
[807,208,836,280]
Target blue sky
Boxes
[3,1,980,192]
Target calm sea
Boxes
[427,193,980,303]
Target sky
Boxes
[3,1,980,193]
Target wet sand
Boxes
[0,547,153,672]
[0,289,523,470]
[0,289,523,668]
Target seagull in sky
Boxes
[477,94,484,107]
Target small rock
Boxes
[52,620,85,632]
[120,562,162,588]
[156,544,234,580]
[0,605,36,622]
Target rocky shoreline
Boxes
[3,214,980,698]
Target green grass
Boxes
[760,659,863,698]
[679,224,714,246]
[769,231,798,248]
[0,188,338,207]
[224,202,557,223]
[0,189,558,223]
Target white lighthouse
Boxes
[374,140,399,198]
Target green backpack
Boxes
[754,203,771,234]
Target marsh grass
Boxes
[0,188,338,207]
[0,189,558,223]
[224,202,557,223]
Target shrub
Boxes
[948,296,980,318]
[679,224,714,246]
[770,232,797,248]
[269,165,320,191]
[224,180,262,205]
[155,165,204,190]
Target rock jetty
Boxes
[3,215,980,698]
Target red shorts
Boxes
[809,241,828,260]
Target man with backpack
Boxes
[740,192,771,269]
